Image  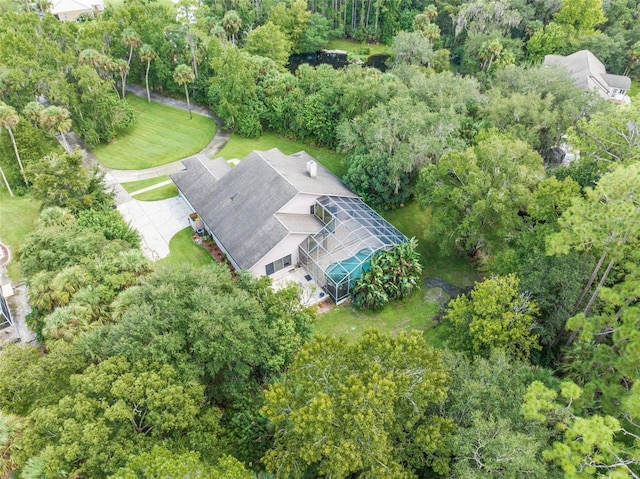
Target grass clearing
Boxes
[0,190,41,281]
[217,131,347,177]
[158,227,214,268]
[382,203,478,288]
[121,175,170,193]
[327,39,391,56]
[133,184,178,201]
[313,292,441,341]
[93,94,216,170]
[630,79,640,97]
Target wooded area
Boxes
[0,0,639,476]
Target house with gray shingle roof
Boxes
[171,148,407,303]
[544,50,631,103]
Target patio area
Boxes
[270,266,330,307]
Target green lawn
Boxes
[121,176,170,193]
[217,131,348,177]
[630,79,640,97]
[327,39,391,56]
[133,184,178,201]
[313,291,441,340]
[158,227,214,268]
[0,190,41,281]
[93,95,216,170]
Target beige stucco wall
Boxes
[249,233,309,277]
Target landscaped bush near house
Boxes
[353,238,422,309]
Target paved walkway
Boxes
[66,86,233,259]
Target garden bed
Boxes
[193,234,237,277]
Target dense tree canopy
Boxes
[416,133,545,257]
[261,330,453,477]
[445,274,542,360]
[1,0,639,477]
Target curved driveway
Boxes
[69,85,232,259]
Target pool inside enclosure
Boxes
[298,196,407,303]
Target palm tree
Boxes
[138,44,157,102]
[121,27,141,97]
[479,38,503,72]
[113,58,130,99]
[222,10,242,44]
[23,101,44,126]
[173,64,195,119]
[0,165,13,197]
[42,106,73,152]
[0,103,27,185]
[79,49,116,81]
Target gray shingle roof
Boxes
[259,149,357,197]
[171,148,350,270]
[602,73,631,90]
[275,213,324,234]
[543,50,631,93]
[171,156,231,204]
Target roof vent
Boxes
[306,160,317,178]
[230,191,239,200]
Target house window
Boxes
[265,254,292,276]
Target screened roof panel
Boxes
[299,196,408,302]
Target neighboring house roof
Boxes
[543,50,631,95]
[602,73,631,90]
[50,0,104,14]
[171,148,349,270]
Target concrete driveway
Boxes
[118,196,191,260]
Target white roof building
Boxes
[50,0,104,22]
[544,50,631,103]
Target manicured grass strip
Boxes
[313,291,441,342]
[0,190,41,281]
[158,227,214,268]
[121,175,170,193]
[217,131,348,177]
[327,39,391,56]
[133,184,178,201]
[93,94,216,170]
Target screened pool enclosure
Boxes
[299,196,407,303]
